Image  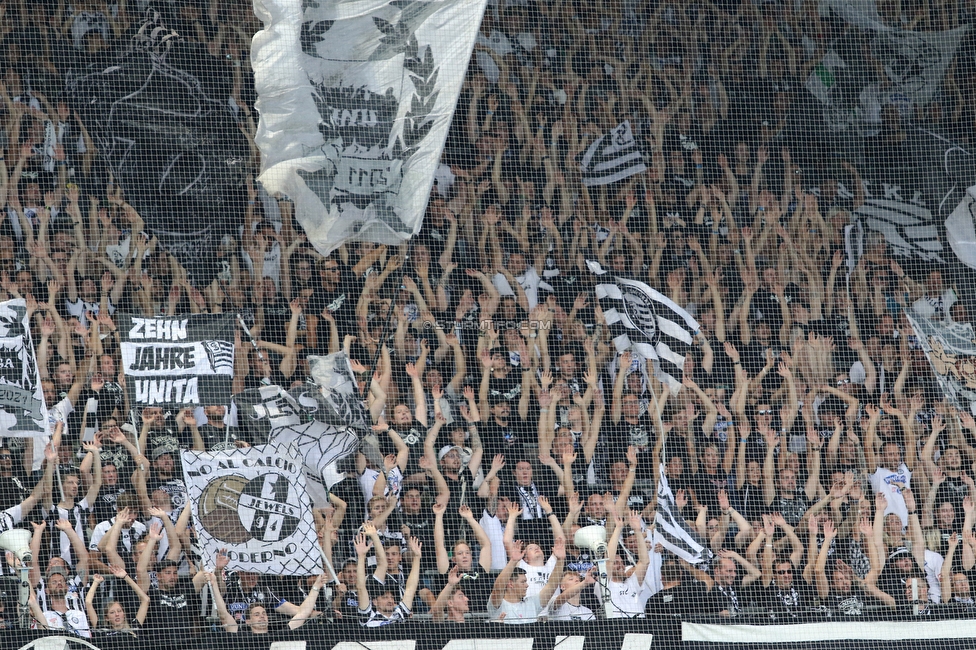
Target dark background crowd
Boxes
[0,0,975,644]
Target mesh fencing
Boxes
[1,0,976,649]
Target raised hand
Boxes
[408,536,422,558]
[215,548,229,571]
[553,536,566,560]
[354,532,369,557]
[109,564,128,579]
[628,509,642,531]
[822,518,837,539]
[717,490,730,512]
[508,540,525,563]
[507,501,523,520]
[448,566,462,586]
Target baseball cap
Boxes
[151,446,173,461]
[888,547,911,562]
[46,566,68,581]
[438,445,462,461]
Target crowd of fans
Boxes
[0,0,974,645]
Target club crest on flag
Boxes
[621,283,659,345]
[184,445,323,574]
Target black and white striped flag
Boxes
[588,261,699,392]
[652,463,710,564]
[579,121,647,187]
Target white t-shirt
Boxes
[600,573,647,618]
[493,267,551,311]
[479,511,508,571]
[552,600,595,621]
[242,240,282,289]
[89,518,147,554]
[519,555,557,599]
[487,594,542,624]
[869,463,912,527]
[49,499,91,567]
[0,503,23,533]
[924,548,944,603]
[39,608,91,637]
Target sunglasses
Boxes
[836,379,851,386]
[757,409,773,416]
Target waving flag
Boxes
[0,300,48,437]
[653,463,711,565]
[580,121,647,187]
[588,261,699,392]
[251,0,489,254]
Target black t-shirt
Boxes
[146,578,200,647]
[0,472,30,511]
[98,443,135,491]
[442,467,476,540]
[645,582,710,620]
[431,569,495,613]
[703,581,749,615]
[692,469,733,513]
[610,415,655,451]
[755,581,816,619]
[401,510,436,571]
[224,576,284,624]
[487,374,522,404]
[937,476,969,515]
[91,484,126,525]
[308,265,363,342]
[147,476,188,512]
[774,490,810,528]
[198,423,247,452]
[829,590,864,616]
[394,422,428,479]
[479,419,523,460]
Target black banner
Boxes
[119,313,235,409]
[64,12,248,285]
[13,615,976,650]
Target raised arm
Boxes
[290,573,327,629]
[539,536,566,606]
[401,536,424,611]
[86,574,105,628]
[460,505,493,572]
[206,571,239,632]
[490,541,524,608]
[354,531,372,615]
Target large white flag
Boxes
[0,299,49,438]
[251,0,488,254]
[183,444,323,574]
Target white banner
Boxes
[0,299,49,438]
[906,311,976,415]
[806,26,968,134]
[183,445,323,574]
[251,0,488,254]
[946,185,976,270]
